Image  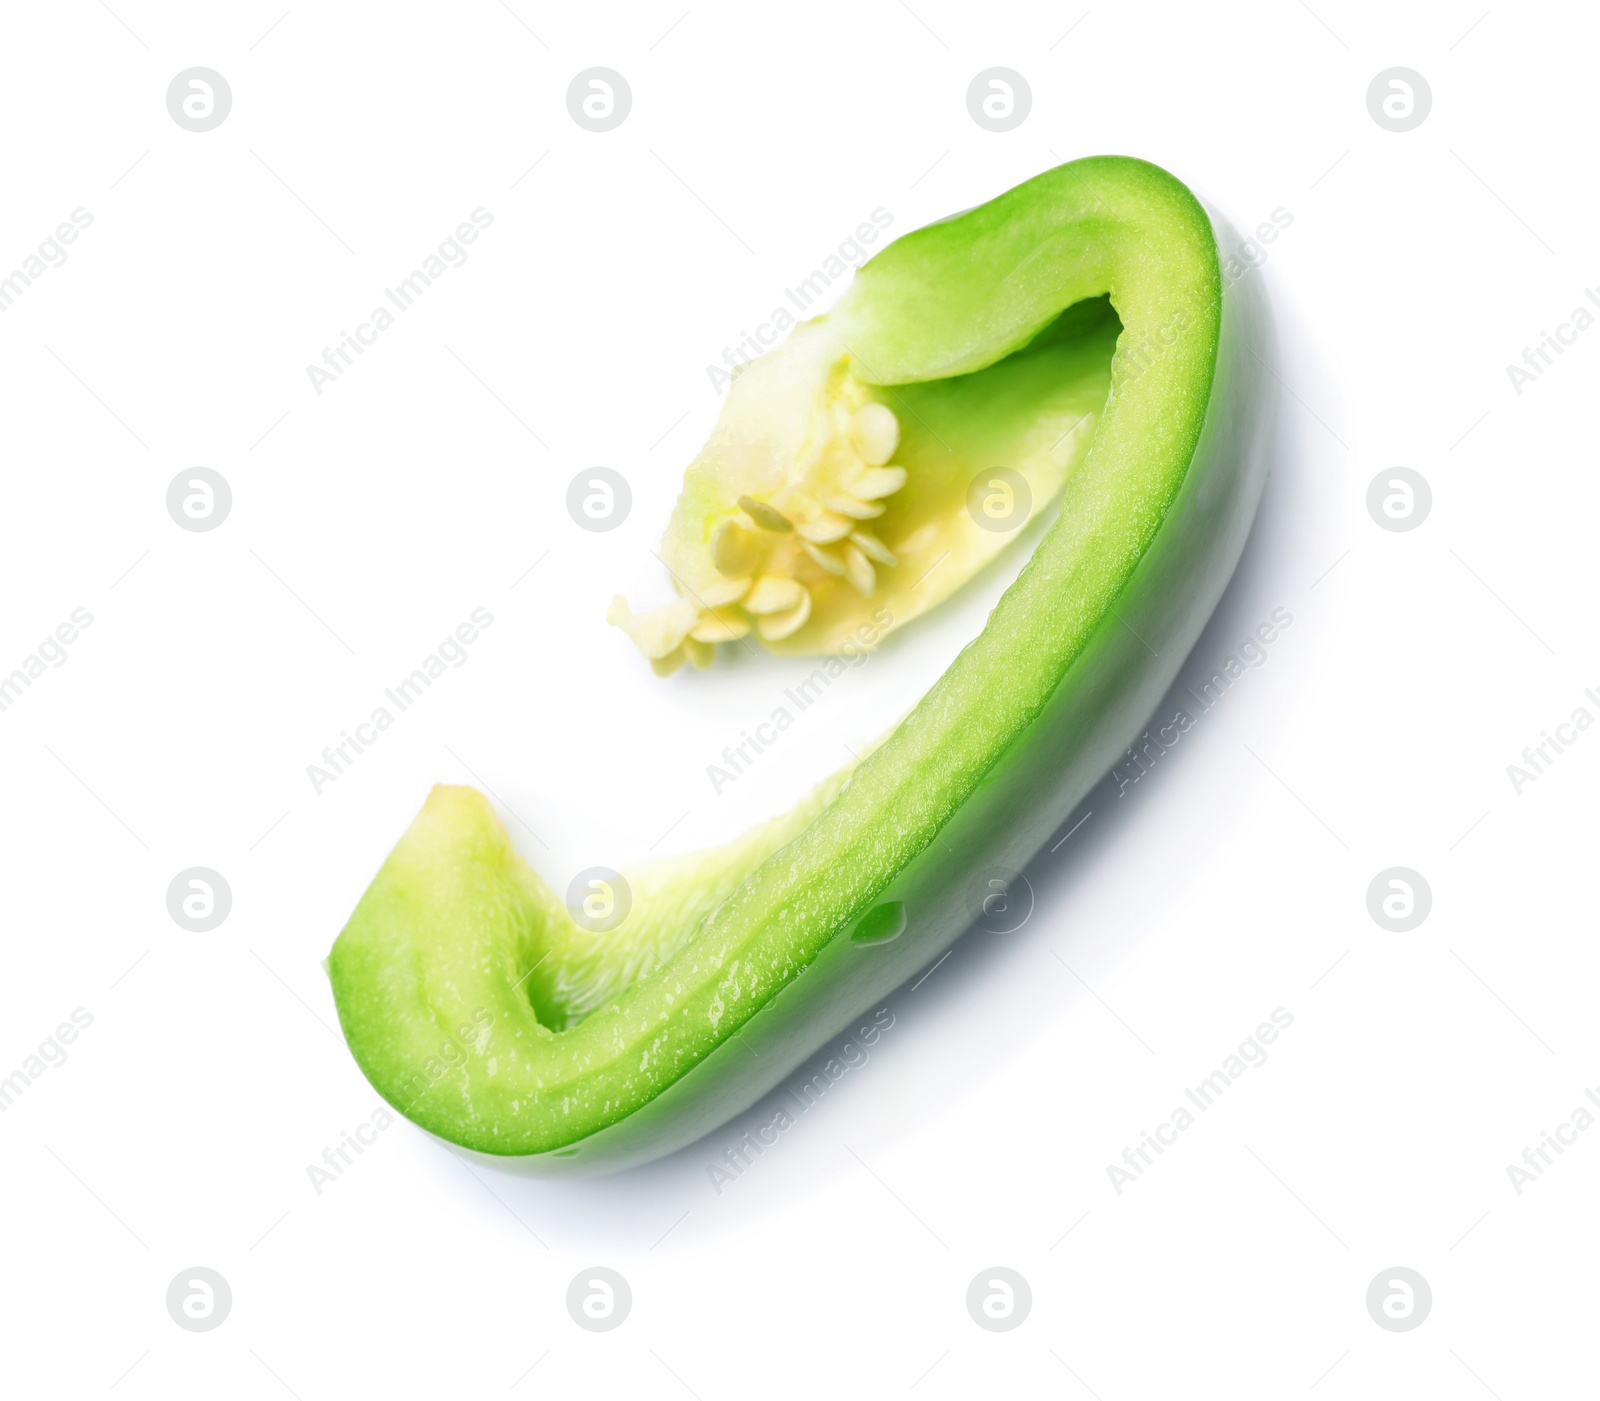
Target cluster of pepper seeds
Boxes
[609,399,909,675]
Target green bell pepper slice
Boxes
[327,155,1273,1172]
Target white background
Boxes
[2,1,1595,1396]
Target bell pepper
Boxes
[326,155,1273,1172]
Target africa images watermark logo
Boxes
[305,1008,494,1195]
[1111,608,1294,796]
[306,608,495,794]
[1504,686,1600,795]
[0,607,95,714]
[1504,1081,1600,1196]
[1504,285,1600,396]
[706,609,892,794]
[0,208,94,312]
[304,1106,397,1195]
[1104,1008,1294,1194]
[704,210,894,393]
[0,1008,94,1112]
[705,1008,894,1194]
[304,209,495,395]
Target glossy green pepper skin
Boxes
[327,156,1273,1173]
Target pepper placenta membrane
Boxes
[327,156,1274,1173]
